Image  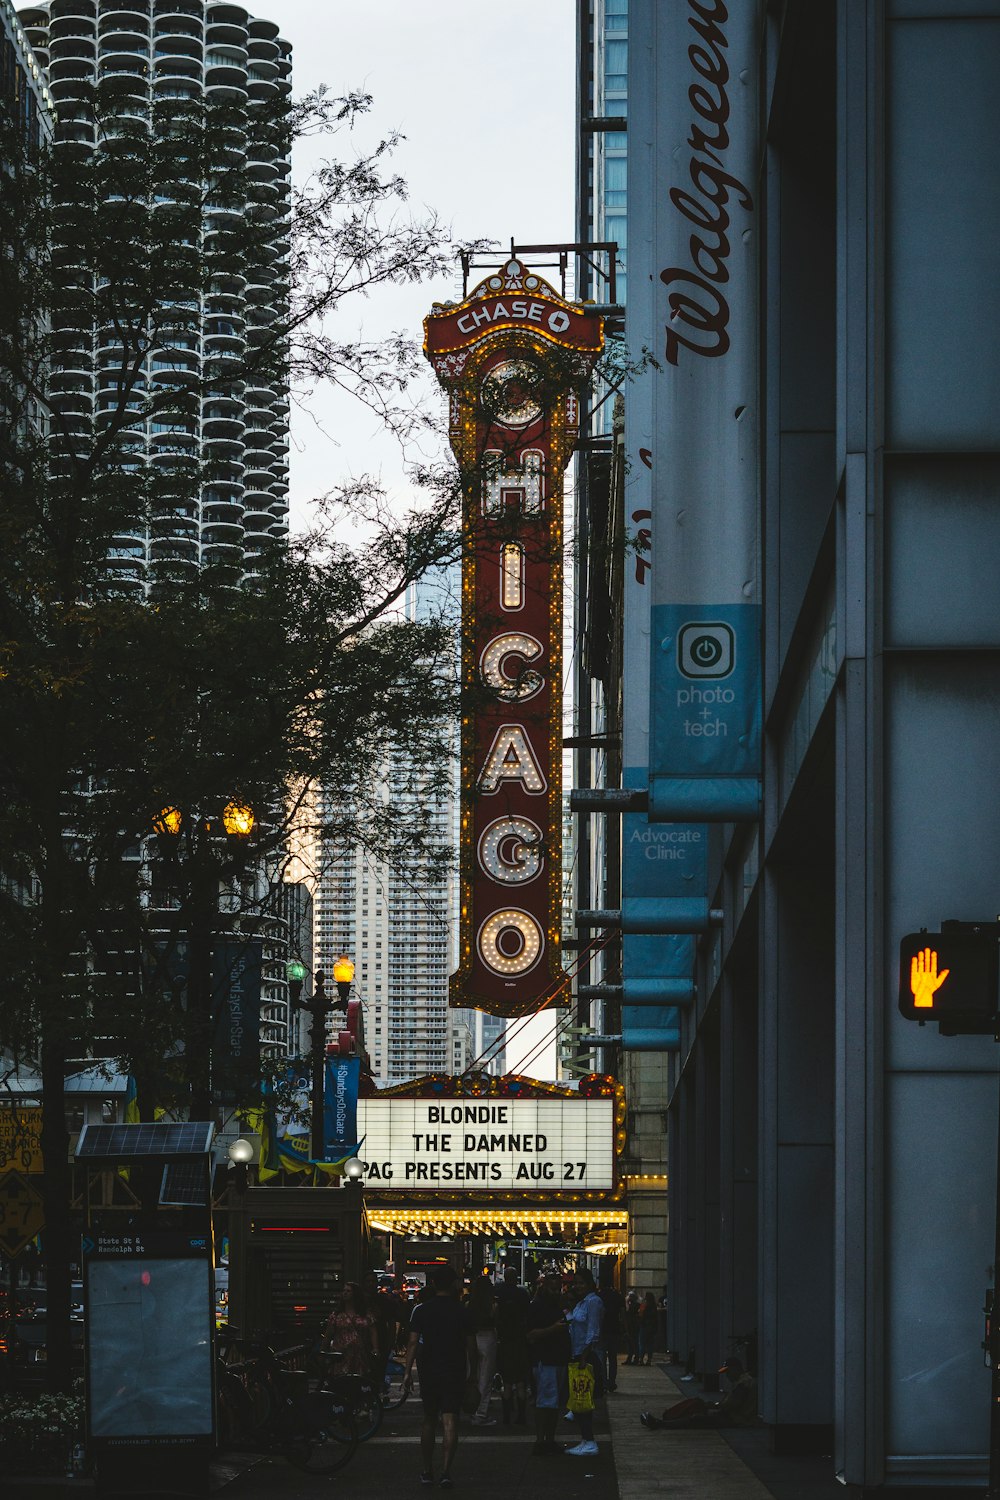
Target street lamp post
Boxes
[226,1138,254,1333]
[309,970,329,1165]
[286,955,353,1165]
[153,801,255,1119]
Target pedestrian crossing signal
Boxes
[898,930,999,1034]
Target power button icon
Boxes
[678,622,735,679]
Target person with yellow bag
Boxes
[563,1267,604,1457]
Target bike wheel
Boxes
[287,1411,359,1476]
[216,1369,255,1448]
[354,1391,384,1441]
[382,1358,412,1410]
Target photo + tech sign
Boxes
[356,1097,614,1190]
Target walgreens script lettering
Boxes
[660,0,754,365]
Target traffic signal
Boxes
[898,928,999,1034]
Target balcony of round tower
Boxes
[48,0,97,22]
[48,14,95,49]
[153,0,201,18]
[153,51,200,84]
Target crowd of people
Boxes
[320,1261,682,1483]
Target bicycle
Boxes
[317,1359,384,1442]
[216,1327,360,1476]
[381,1354,411,1412]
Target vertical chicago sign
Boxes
[425,260,603,1017]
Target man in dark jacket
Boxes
[402,1264,476,1486]
[596,1277,625,1391]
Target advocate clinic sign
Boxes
[424,260,603,1016]
[355,1096,614,1190]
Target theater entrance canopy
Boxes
[357,1073,626,1240]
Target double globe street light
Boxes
[152,799,257,1117]
[286,954,356,1167]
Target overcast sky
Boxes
[277,2,576,1075]
[275,0,576,529]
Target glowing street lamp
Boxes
[222,801,255,837]
[148,800,255,1117]
[153,806,183,837]
[333,953,355,1007]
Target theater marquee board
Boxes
[356,1096,614,1191]
[424,260,603,1017]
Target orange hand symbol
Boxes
[910,946,950,1009]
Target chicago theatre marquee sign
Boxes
[425,261,603,1018]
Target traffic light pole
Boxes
[898,919,1000,1493]
[987,1029,1000,1499]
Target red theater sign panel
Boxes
[425,260,603,1017]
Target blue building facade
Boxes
[576,0,1000,1486]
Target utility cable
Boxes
[461,930,614,1077]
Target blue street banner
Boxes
[649,604,761,822]
[323,1056,361,1163]
[211,939,262,1103]
[258,1064,361,1180]
[632,0,762,825]
[621,768,697,1051]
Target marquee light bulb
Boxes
[478,908,543,976]
[480,632,544,701]
[478,816,543,885]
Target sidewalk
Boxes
[217,1384,617,1498]
[607,1360,772,1499]
[217,1360,784,1500]
[8,1361,846,1499]
[608,1361,846,1500]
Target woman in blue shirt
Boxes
[564,1268,603,1456]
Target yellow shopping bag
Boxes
[568,1358,595,1413]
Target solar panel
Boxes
[159,1161,210,1207]
[76,1122,214,1161]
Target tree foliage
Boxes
[0,76,472,1385]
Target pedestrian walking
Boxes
[323,1281,378,1375]
[466,1270,498,1426]
[623,1290,640,1364]
[362,1270,400,1377]
[564,1266,604,1456]
[402,1263,477,1487]
[637,1291,657,1366]
[525,1272,570,1455]
[596,1276,625,1392]
[495,1266,531,1424]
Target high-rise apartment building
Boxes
[18,0,292,588]
[2,0,55,151]
[17,0,295,1061]
[310,565,481,1088]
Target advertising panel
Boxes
[355,1096,614,1191]
[618,50,694,1047]
[424,260,603,1016]
[636,0,761,825]
[83,1231,214,1447]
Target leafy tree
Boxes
[0,78,469,1389]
